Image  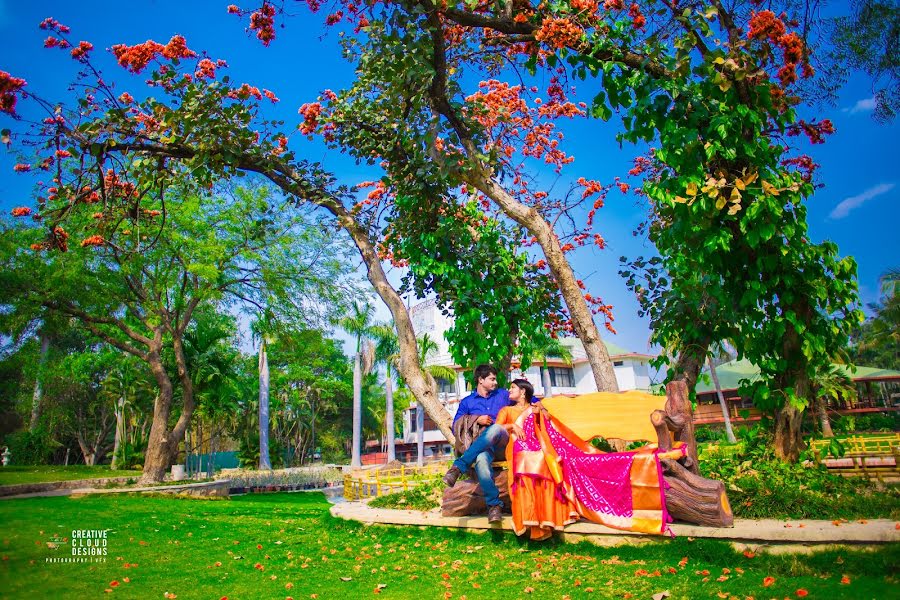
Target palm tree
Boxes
[251,313,280,470]
[531,336,573,398]
[707,342,737,444]
[371,323,401,462]
[102,358,154,470]
[812,364,857,438]
[340,301,376,467]
[414,333,456,466]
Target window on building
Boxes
[543,366,575,388]
[613,360,624,367]
[436,376,455,395]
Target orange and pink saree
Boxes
[507,407,682,541]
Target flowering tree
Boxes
[0,17,466,449]
[232,0,860,460]
[2,1,866,462]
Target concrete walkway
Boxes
[331,501,900,551]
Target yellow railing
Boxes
[809,433,900,457]
[343,461,450,501]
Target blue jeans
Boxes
[453,423,509,507]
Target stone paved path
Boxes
[332,501,900,549]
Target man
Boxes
[442,364,511,523]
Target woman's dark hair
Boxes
[511,378,534,402]
[473,364,498,384]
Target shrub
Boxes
[368,478,442,511]
[2,427,58,465]
[700,428,900,520]
[853,412,900,432]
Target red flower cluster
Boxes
[70,41,93,61]
[747,11,811,86]
[39,17,70,33]
[782,154,819,182]
[628,3,646,29]
[80,235,105,248]
[628,155,652,176]
[604,0,624,9]
[535,17,584,50]
[0,70,27,115]
[787,119,835,144]
[118,92,134,105]
[747,10,786,41]
[51,226,69,252]
[263,89,279,103]
[227,4,241,14]
[195,58,217,79]
[11,207,32,217]
[249,3,276,46]
[111,35,196,74]
[14,163,31,172]
[570,0,599,14]
[228,83,263,100]
[44,36,69,49]
[298,102,322,135]
[325,11,344,26]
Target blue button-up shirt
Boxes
[452,388,511,427]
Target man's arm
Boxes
[452,394,471,428]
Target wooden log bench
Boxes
[443,381,734,528]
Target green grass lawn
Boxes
[0,492,897,599]
[0,466,142,487]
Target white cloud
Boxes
[843,97,877,114]
[829,183,895,219]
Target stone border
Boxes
[331,502,900,550]
[0,476,138,498]
[0,479,231,500]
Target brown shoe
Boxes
[442,466,462,487]
[488,505,503,523]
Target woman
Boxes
[495,378,534,434]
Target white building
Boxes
[400,300,655,458]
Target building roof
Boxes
[555,337,655,363]
[695,358,900,394]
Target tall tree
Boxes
[2,186,353,482]
[340,301,376,467]
[371,323,401,462]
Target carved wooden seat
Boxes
[442,381,733,528]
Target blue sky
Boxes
[1,1,897,358]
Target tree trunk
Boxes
[351,352,362,467]
[258,341,272,470]
[29,333,50,431]
[385,371,396,463]
[208,428,216,478]
[254,162,454,442]
[77,433,95,466]
[416,402,425,467]
[110,397,125,470]
[708,357,737,443]
[671,340,709,391]
[467,175,619,393]
[816,396,834,438]
[542,363,553,399]
[420,37,618,393]
[774,299,812,462]
[140,351,178,484]
[774,402,806,462]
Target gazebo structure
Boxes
[693,359,900,425]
